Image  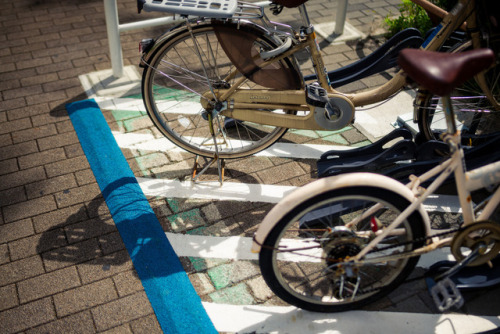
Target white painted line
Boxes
[113,131,349,159]
[166,232,454,267]
[166,233,258,260]
[138,177,296,203]
[95,96,146,112]
[203,302,500,334]
[139,177,462,214]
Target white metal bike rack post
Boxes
[335,0,348,35]
[103,0,348,78]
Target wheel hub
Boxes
[321,226,363,267]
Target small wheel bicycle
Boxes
[138,0,500,159]
[251,48,500,312]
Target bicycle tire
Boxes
[416,39,500,147]
[141,21,302,159]
[259,186,426,312]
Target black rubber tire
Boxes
[259,185,426,312]
[142,21,302,159]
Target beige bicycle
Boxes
[139,0,499,161]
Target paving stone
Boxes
[3,195,57,223]
[53,278,118,317]
[189,257,229,272]
[25,173,78,199]
[189,272,216,295]
[99,231,126,255]
[8,228,67,261]
[0,297,56,334]
[64,217,116,244]
[18,148,66,169]
[54,183,101,208]
[0,255,45,286]
[42,237,102,272]
[18,266,81,303]
[209,283,256,305]
[207,261,259,290]
[0,284,19,311]
[256,161,306,185]
[25,310,96,334]
[246,276,274,302]
[77,250,134,284]
[112,269,144,297]
[341,127,367,144]
[37,131,79,152]
[91,291,153,332]
[0,244,9,265]
[32,204,88,233]
[12,123,58,145]
[0,117,32,135]
[0,186,28,207]
[0,133,13,149]
[0,218,34,244]
[167,208,206,233]
[0,140,38,161]
[129,314,163,334]
[0,166,46,192]
[135,152,170,172]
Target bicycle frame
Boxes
[351,95,500,264]
[206,0,496,130]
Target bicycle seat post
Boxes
[298,4,312,29]
[441,95,457,136]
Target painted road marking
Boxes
[165,232,454,268]
[66,99,217,334]
[137,176,463,212]
[203,302,500,334]
[113,131,349,159]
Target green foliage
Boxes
[384,0,433,37]
[384,0,458,37]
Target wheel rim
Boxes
[266,193,416,308]
[144,25,301,159]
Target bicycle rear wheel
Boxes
[141,21,302,159]
[259,186,425,312]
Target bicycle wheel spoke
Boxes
[260,186,425,311]
[142,22,300,158]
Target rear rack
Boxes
[139,0,264,19]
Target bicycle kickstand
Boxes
[191,112,225,185]
[426,247,481,312]
[192,154,225,185]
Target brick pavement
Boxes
[1,0,499,333]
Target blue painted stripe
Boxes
[66,99,217,334]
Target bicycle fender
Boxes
[251,172,431,253]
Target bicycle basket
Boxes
[213,23,302,90]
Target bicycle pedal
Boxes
[305,83,328,107]
[427,277,464,312]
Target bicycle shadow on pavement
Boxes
[36,193,132,273]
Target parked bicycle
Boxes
[138,0,500,160]
[251,48,500,312]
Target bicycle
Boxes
[251,48,500,312]
[138,0,499,162]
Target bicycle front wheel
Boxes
[259,186,426,312]
[417,41,500,146]
[142,21,302,159]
